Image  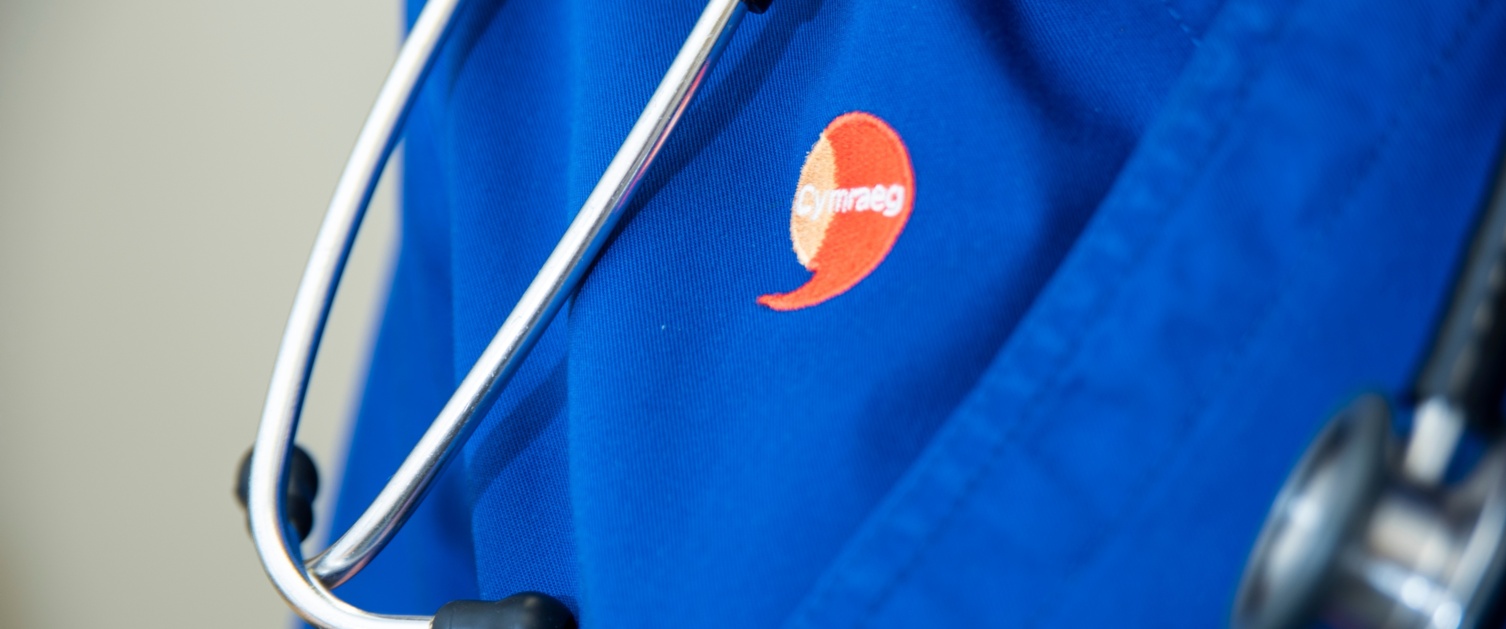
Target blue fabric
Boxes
[322,0,1506,626]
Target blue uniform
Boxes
[324,0,1506,626]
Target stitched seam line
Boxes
[835,6,1300,627]
[1016,3,1496,622]
[1160,0,1201,45]
[853,0,1494,623]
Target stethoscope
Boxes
[1231,129,1506,627]
[232,0,1506,627]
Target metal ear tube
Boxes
[235,1,770,627]
[1233,138,1506,629]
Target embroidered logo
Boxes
[758,112,914,311]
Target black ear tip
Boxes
[433,592,577,629]
[235,448,253,508]
[234,445,320,542]
[742,0,771,14]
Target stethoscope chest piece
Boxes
[1234,394,1506,629]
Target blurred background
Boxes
[0,2,401,626]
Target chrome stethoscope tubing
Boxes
[243,1,769,627]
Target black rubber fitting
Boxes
[742,0,771,13]
[433,592,577,629]
[235,445,320,541]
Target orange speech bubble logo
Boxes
[758,112,914,311]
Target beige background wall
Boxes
[0,1,400,626]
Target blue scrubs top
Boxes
[322,0,1506,626]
